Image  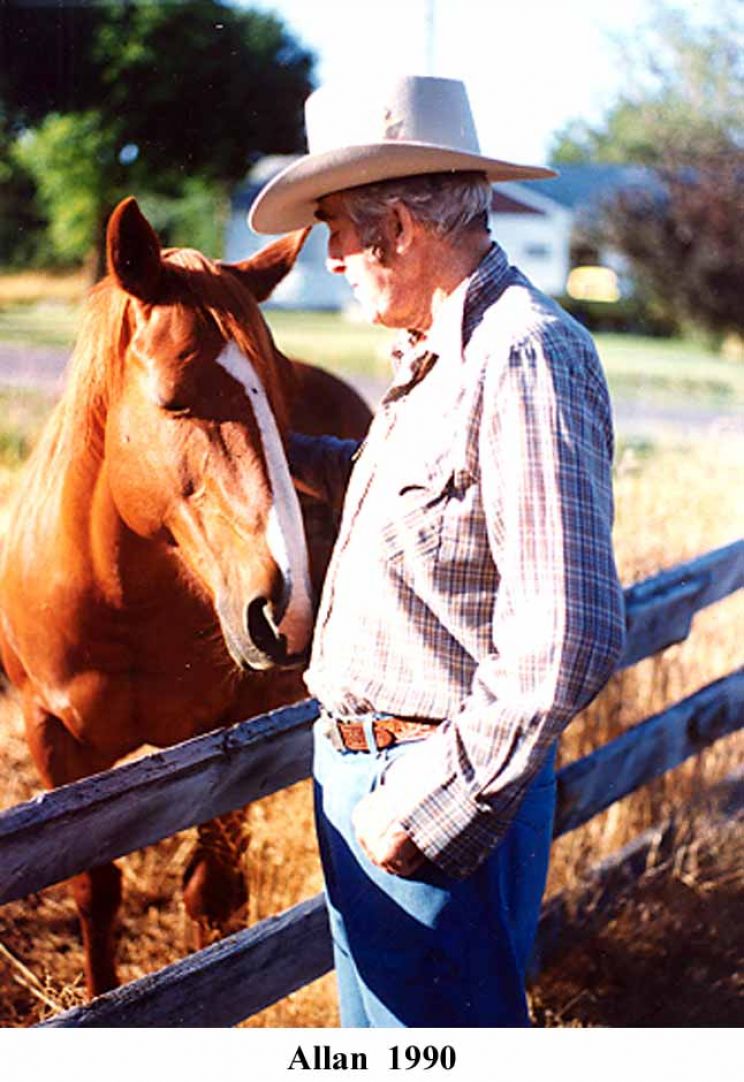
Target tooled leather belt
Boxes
[320,711,439,752]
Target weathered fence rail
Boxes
[619,538,744,667]
[0,539,740,1027]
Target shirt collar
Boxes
[462,242,511,347]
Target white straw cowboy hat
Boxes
[249,75,557,234]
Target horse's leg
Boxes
[182,809,250,946]
[180,671,305,946]
[68,864,122,996]
[22,697,122,996]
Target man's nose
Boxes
[325,231,347,275]
[326,250,346,275]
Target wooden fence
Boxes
[0,539,741,1027]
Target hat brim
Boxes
[248,142,557,234]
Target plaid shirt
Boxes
[299,243,625,878]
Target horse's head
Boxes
[103,196,313,672]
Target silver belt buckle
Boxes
[319,711,345,752]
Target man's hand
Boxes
[352,787,427,877]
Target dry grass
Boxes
[532,802,743,1027]
[0,270,88,307]
[547,435,744,897]
[0,412,741,1027]
[0,690,335,1026]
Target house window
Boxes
[524,243,551,259]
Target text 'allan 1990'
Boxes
[288,1043,456,1071]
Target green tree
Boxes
[548,1,743,342]
[13,112,120,268]
[0,109,46,268]
[601,154,744,340]
[0,2,102,125]
[549,1,743,165]
[0,1,315,273]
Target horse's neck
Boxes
[22,430,192,618]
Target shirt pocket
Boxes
[440,466,478,550]
[379,458,453,563]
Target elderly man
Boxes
[250,76,625,1028]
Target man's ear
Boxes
[391,203,417,256]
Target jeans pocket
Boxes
[370,738,415,793]
[369,747,395,793]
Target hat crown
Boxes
[305,75,482,156]
[249,74,557,234]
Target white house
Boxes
[486,181,572,297]
[527,163,655,300]
[225,155,353,310]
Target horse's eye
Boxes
[160,400,191,417]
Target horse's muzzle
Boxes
[216,595,309,672]
[245,596,290,668]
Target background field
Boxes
[0,298,742,1026]
[2,286,744,404]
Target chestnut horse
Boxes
[0,198,371,996]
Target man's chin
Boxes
[355,298,381,325]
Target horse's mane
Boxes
[14,280,130,520]
[22,247,290,491]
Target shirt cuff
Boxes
[380,720,525,878]
[397,772,512,879]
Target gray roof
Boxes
[232,159,657,216]
[528,163,654,210]
[233,155,299,212]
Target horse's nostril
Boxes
[246,596,287,663]
[271,571,290,627]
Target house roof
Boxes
[528,163,653,210]
[232,155,299,212]
[491,190,544,215]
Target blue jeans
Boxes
[313,722,557,1027]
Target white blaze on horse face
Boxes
[215,343,313,652]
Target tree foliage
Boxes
[549,1,743,166]
[548,1,744,341]
[0,111,47,267]
[14,112,119,265]
[602,154,744,338]
[0,1,315,269]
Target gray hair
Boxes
[336,171,492,252]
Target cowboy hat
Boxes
[248,75,557,235]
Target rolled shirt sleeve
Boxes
[386,328,626,878]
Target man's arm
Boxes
[355,330,625,879]
[287,432,361,512]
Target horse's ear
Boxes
[107,197,163,302]
[230,228,309,302]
